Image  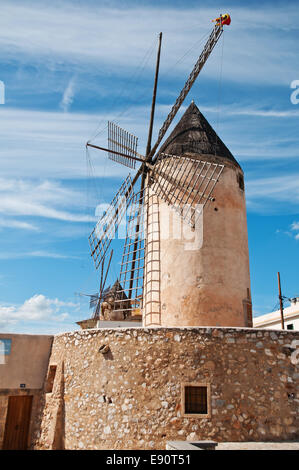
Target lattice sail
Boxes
[108,121,139,169]
[113,188,146,318]
[149,153,224,227]
[149,23,223,158]
[89,175,133,270]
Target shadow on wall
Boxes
[52,361,65,450]
[32,361,65,450]
[99,344,114,361]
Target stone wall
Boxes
[33,327,299,450]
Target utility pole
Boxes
[277,271,285,329]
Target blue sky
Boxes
[0,0,298,334]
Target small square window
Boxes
[287,324,294,330]
[182,383,210,417]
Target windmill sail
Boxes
[89,294,99,309]
[108,121,140,169]
[85,20,230,327]
[89,175,133,270]
[149,23,224,158]
[150,153,224,227]
[113,188,146,318]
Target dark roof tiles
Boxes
[158,101,241,169]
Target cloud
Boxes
[245,174,299,215]
[0,107,133,179]
[291,221,299,240]
[0,177,96,223]
[199,104,299,119]
[60,77,76,113]
[28,250,79,259]
[0,294,79,329]
[0,250,80,260]
[0,101,298,185]
[0,2,297,85]
[0,217,39,231]
[246,174,299,201]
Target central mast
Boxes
[128,32,163,300]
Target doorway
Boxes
[2,395,33,450]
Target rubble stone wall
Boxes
[33,327,299,450]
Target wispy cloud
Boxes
[29,250,80,259]
[0,177,96,223]
[0,217,39,231]
[0,2,297,85]
[60,77,76,112]
[246,173,299,215]
[199,104,299,119]
[0,250,80,260]
[247,174,299,201]
[0,107,133,179]
[291,221,299,240]
[0,102,298,185]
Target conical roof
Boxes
[103,279,128,300]
[158,101,240,169]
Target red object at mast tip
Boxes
[212,13,231,26]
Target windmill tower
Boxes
[86,15,252,329]
[143,102,252,327]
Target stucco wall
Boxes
[0,333,53,449]
[33,327,299,450]
[0,333,53,389]
[144,159,252,328]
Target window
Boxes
[182,383,210,417]
[45,365,57,393]
[0,339,11,355]
[287,324,294,330]
[237,173,244,191]
[0,339,12,364]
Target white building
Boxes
[253,298,299,331]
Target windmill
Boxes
[86,16,237,327]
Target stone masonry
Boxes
[32,327,299,450]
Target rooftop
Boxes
[158,101,241,169]
[253,299,299,327]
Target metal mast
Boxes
[149,22,224,160]
[128,32,163,299]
